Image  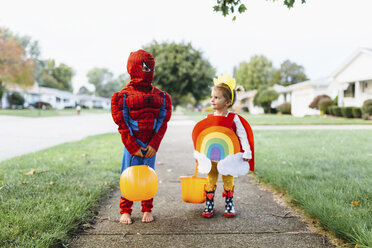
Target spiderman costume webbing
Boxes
[111,50,172,214]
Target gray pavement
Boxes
[70,113,337,248]
[0,113,117,162]
[1,112,370,163]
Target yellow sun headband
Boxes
[213,73,236,103]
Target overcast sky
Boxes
[1,0,372,92]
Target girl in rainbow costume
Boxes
[193,74,254,218]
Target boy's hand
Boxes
[134,149,144,157]
[144,145,156,158]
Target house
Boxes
[234,86,264,114]
[328,48,372,107]
[1,83,110,110]
[270,47,372,117]
[1,83,78,109]
[77,94,110,109]
[273,78,330,117]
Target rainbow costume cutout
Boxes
[192,113,255,176]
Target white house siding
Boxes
[333,52,372,83]
[291,86,320,117]
[329,49,372,107]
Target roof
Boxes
[331,47,372,79]
[285,77,331,91]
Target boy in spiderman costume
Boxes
[111,49,172,224]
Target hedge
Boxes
[351,107,362,118]
[341,107,353,118]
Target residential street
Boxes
[0,113,116,162]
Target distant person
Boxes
[111,49,172,224]
[76,105,81,115]
[193,74,255,218]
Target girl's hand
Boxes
[134,149,144,157]
[144,145,156,158]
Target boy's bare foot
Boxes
[142,212,154,223]
[120,213,132,224]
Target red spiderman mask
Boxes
[127,49,155,91]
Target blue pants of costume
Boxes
[120,144,156,214]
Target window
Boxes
[344,83,355,97]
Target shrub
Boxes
[333,107,342,117]
[351,107,362,118]
[341,107,353,118]
[242,106,249,113]
[362,99,372,116]
[328,106,336,116]
[318,99,333,115]
[7,92,25,107]
[333,96,338,105]
[276,102,291,114]
[309,94,331,109]
[34,101,52,109]
[362,113,370,120]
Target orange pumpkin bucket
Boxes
[180,163,207,203]
[120,165,158,201]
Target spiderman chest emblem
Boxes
[125,92,163,110]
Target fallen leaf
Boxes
[0,178,3,181]
[82,223,93,229]
[25,169,36,175]
[21,181,27,184]
[49,181,54,185]
[352,201,359,206]
[104,181,108,185]
[81,153,88,157]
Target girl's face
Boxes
[210,88,230,111]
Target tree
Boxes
[213,0,306,20]
[86,68,124,98]
[7,91,25,107]
[253,87,279,113]
[39,59,74,92]
[77,86,92,95]
[143,41,216,108]
[275,60,308,86]
[0,29,35,106]
[51,63,74,92]
[234,55,273,91]
[1,27,45,85]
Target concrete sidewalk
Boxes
[70,118,336,248]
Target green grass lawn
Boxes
[0,134,123,247]
[0,108,110,117]
[255,130,372,247]
[181,109,372,125]
[0,130,371,247]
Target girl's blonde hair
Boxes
[213,83,236,107]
